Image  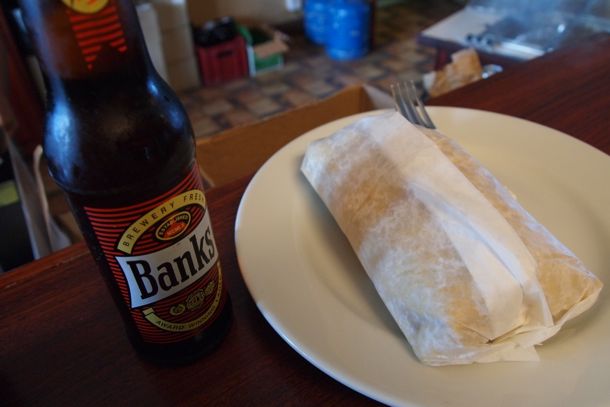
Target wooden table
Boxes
[429,33,610,154]
[2,35,610,406]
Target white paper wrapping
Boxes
[301,112,602,365]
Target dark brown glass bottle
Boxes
[19,0,231,364]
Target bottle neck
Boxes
[20,0,154,93]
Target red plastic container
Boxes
[196,36,248,86]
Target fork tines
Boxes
[390,81,435,129]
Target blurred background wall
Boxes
[187,0,301,25]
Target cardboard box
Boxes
[239,25,289,76]
[161,25,197,63]
[137,3,168,81]
[151,0,190,31]
[166,55,201,92]
[150,0,201,91]
[195,85,393,187]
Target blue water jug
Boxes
[326,0,371,60]
[304,0,330,45]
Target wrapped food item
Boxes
[423,48,483,98]
[301,112,602,365]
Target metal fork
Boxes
[390,81,436,129]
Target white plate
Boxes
[234,108,610,407]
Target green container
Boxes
[238,25,285,76]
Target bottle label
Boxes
[61,0,128,70]
[84,166,226,344]
[61,0,109,14]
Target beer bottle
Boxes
[19,0,232,364]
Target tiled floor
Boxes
[179,0,462,140]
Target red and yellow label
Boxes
[61,0,127,70]
[84,166,227,344]
[62,0,109,14]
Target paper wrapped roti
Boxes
[301,112,602,366]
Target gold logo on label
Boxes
[186,289,205,310]
[142,271,223,333]
[169,304,186,316]
[61,0,110,14]
[155,211,191,241]
[117,189,206,254]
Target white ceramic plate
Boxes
[234,108,610,407]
